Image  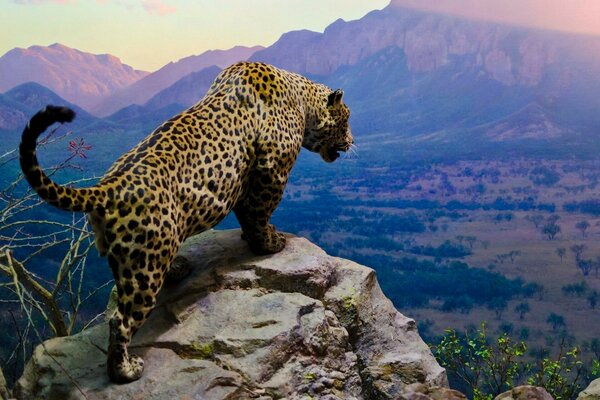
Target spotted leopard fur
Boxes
[19,61,353,383]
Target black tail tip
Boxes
[44,105,76,124]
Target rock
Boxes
[579,378,600,400]
[14,229,447,400]
[402,383,467,400]
[495,385,554,400]
[0,367,9,400]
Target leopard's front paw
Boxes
[108,353,144,383]
[248,228,286,255]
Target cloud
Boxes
[141,0,176,16]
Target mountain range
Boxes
[2,2,600,159]
[0,43,147,110]
[91,45,263,116]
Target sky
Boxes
[0,0,389,72]
[391,0,600,37]
[2,0,600,73]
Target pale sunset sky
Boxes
[2,0,600,72]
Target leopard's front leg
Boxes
[234,165,289,255]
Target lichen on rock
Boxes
[14,229,447,399]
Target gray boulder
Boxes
[495,385,554,400]
[0,367,9,400]
[14,229,447,399]
[579,378,600,400]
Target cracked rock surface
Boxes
[14,229,447,399]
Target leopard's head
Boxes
[303,88,354,163]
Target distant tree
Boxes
[561,282,587,297]
[519,327,530,340]
[570,244,586,260]
[590,339,600,359]
[514,302,530,320]
[556,247,566,263]
[529,166,561,186]
[523,282,545,300]
[480,240,490,250]
[498,323,514,335]
[546,313,566,331]
[488,298,508,319]
[526,214,545,229]
[508,250,521,263]
[576,258,594,277]
[496,254,509,264]
[576,220,591,238]
[588,291,598,309]
[542,223,561,240]
[465,236,477,249]
[547,214,561,225]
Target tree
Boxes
[556,247,566,263]
[576,258,594,276]
[576,220,590,238]
[588,291,598,309]
[547,214,561,225]
[433,324,599,400]
[514,302,530,320]
[507,250,521,263]
[570,244,586,260]
[488,297,508,319]
[513,302,530,320]
[0,127,108,384]
[465,236,477,249]
[546,313,566,331]
[542,223,561,240]
[526,214,545,229]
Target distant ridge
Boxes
[92,45,263,116]
[0,43,148,112]
[0,82,96,131]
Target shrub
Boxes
[433,324,600,400]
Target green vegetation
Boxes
[433,324,600,400]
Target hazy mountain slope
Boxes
[93,46,262,116]
[252,4,600,85]
[248,4,600,157]
[144,65,221,111]
[0,43,147,111]
[0,82,96,131]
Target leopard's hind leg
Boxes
[105,225,179,383]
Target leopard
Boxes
[19,61,354,383]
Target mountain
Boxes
[102,66,221,136]
[144,65,221,111]
[0,43,148,111]
[92,45,262,116]
[249,4,600,157]
[0,82,95,132]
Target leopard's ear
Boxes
[327,89,344,107]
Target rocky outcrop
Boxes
[14,229,446,400]
[495,386,553,400]
[579,378,600,400]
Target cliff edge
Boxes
[14,229,451,400]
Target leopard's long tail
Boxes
[20,105,102,212]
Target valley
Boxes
[256,152,600,354]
